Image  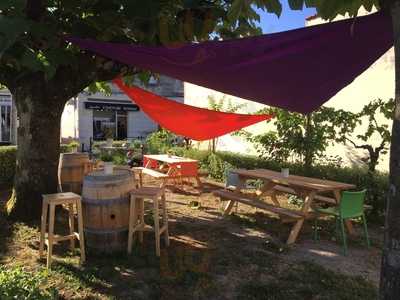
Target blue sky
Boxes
[257,1,316,33]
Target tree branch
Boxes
[26,0,44,21]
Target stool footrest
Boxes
[132,223,153,232]
[159,225,168,235]
[44,233,77,246]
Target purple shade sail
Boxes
[67,12,393,114]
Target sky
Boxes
[256,1,317,34]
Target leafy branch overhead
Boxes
[0,0,288,88]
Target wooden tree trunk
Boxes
[6,82,65,221]
[304,113,313,172]
[380,1,400,298]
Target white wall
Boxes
[307,11,394,171]
[184,83,271,153]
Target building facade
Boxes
[3,75,183,149]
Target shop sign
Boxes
[85,101,140,112]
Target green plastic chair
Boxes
[313,189,370,255]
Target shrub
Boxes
[0,266,56,299]
[0,146,16,187]
[146,129,180,154]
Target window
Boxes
[0,95,11,143]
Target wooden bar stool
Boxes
[131,167,144,187]
[127,187,169,256]
[39,192,85,269]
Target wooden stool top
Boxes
[42,192,81,205]
[130,187,164,198]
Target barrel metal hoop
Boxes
[84,227,128,234]
[84,176,132,185]
[82,195,129,205]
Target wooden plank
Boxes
[144,154,198,164]
[214,190,303,219]
[141,168,169,178]
[232,169,355,192]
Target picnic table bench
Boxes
[214,189,304,219]
[214,168,356,245]
[133,154,203,188]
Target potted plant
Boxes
[100,152,114,174]
[69,141,80,153]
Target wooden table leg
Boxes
[223,200,236,216]
[195,176,202,189]
[287,219,305,244]
[39,199,48,258]
[260,181,279,206]
[223,176,246,216]
[68,203,75,252]
[333,190,355,235]
[285,190,315,245]
[47,203,55,269]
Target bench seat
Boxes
[137,167,169,179]
[214,189,303,219]
[272,185,337,204]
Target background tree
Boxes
[0,0,282,221]
[207,95,247,152]
[248,106,351,171]
[335,98,394,173]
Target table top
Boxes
[232,169,355,192]
[144,154,198,164]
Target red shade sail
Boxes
[113,78,272,141]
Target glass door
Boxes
[0,104,11,143]
[116,111,127,140]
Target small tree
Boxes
[248,106,346,170]
[207,95,247,152]
[335,99,394,173]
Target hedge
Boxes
[0,144,389,223]
[0,144,76,188]
[0,146,16,187]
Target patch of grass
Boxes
[0,265,57,300]
[237,261,377,300]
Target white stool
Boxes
[39,192,85,269]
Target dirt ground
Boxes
[0,180,381,299]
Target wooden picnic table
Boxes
[142,154,202,188]
[222,168,355,245]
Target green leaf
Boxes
[20,48,43,72]
[289,0,306,10]
[0,16,30,58]
[264,0,283,17]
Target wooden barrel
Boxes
[81,169,135,254]
[58,153,91,194]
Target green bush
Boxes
[0,146,16,187]
[146,129,180,154]
[0,266,56,299]
[0,143,82,187]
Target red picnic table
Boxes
[140,154,202,188]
